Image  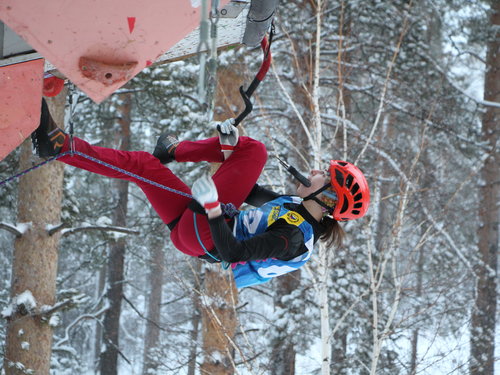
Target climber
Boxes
[31,99,370,288]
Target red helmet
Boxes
[328,160,370,221]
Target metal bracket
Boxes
[218,1,247,18]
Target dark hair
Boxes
[320,216,345,248]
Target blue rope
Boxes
[0,153,65,187]
[193,212,220,262]
[1,150,242,214]
[193,212,230,269]
[1,150,193,199]
[72,150,197,199]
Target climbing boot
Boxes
[153,133,179,164]
[31,99,66,157]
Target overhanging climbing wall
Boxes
[0,0,231,103]
[0,1,252,161]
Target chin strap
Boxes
[303,183,335,214]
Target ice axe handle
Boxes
[288,165,312,187]
[276,156,311,187]
[233,37,272,127]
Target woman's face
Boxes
[296,169,330,198]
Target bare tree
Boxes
[142,225,166,374]
[270,273,300,375]
[198,62,244,375]
[99,93,132,374]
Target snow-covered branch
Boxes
[0,222,32,238]
[57,224,140,237]
[53,301,109,351]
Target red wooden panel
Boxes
[0,59,43,161]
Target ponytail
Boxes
[320,216,345,248]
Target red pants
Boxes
[58,136,267,257]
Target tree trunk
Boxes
[99,93,131,375]
[270,272,300,375]
[4,93,66,374]
[200,265,238,375]
[331,330,347,375]
[409,243,425,375]
[187,259,202,375]
[94,265,106,370]
[142,227,165,375]
[470,3,499,374]
[198,62,242,375]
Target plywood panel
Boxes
[0,59,43,161]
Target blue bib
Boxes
[231,196,315,288]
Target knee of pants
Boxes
[240,137,268,166]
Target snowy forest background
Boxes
[0,0,499,374]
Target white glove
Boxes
[216,118,238,159]
[191,174,220,214]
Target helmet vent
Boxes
[335,169,344,186]
[354,202,363,208]
[354,193,363,202]
[338,161,348,166]
[352,210,360,215]
[339,196,349,214]
[345,174,354,188]
[351,183,360,195]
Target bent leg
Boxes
[213,136,268,207]
[58,137,191,225]
[174,137,224,163]
[172,136,268,256]
[176,136,267,206]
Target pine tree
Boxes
[4,93,66,374]
[470,1,499,373]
